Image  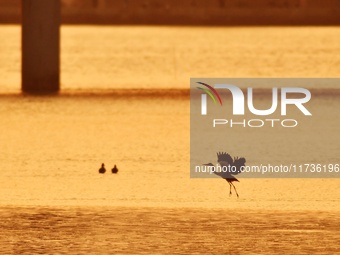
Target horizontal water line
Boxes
[0,87,340,98]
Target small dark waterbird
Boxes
[111,165,118,174]
[204,152,246,197]
[99,163,106,174]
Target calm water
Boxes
[1,94,339,209]
[1,26,340,91]
[1,207,340,254]
[1,94,339,254]
[0,25,340,254]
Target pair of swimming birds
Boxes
[204,152,246,197]
[99,163,118,174]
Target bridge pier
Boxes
[22,0,60,93]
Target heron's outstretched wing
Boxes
[232,157,246,175]
[217,152,233,167]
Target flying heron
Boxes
[99,163,106,174]
[204,152,246,197]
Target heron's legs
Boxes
[231,182,239,198]
[228,182,232,196]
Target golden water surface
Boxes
[0,25,339,254]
